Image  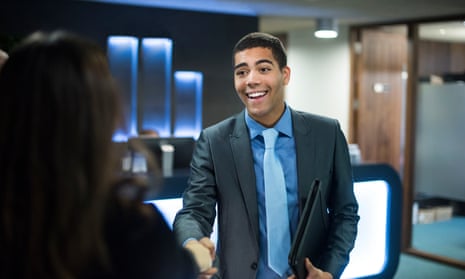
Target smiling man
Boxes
[173,32,359,279]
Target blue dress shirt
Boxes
[245,105,299,279]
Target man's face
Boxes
[233,47,290,127]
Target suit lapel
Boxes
[227,110,318,243]
[292,110,317,207]
[230,113,260,244]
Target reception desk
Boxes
[146,163,402,279]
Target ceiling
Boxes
[87,0,465,40]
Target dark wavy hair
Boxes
[0,30,152,278]
[232,32,287,69]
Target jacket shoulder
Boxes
[291,109,340,130]
[202,111,244,138]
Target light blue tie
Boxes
[262,128,291,276]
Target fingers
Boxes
[305,258,314,270]
[304,258,333,279]
[199,237,216,260]
[305,258,319,279]
[185,239,214,272]
[198,267,218,279]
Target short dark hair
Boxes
[232,32,287,69]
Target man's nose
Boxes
[246,71,260,86]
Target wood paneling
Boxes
[418,40,465,77]
[353,28,407,173]
[449,43,465,73]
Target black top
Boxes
[86,200,198,279]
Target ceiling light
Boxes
[314,18,338,39]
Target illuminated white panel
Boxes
[341,180,389,278]
[146,198,183,229]
[146,198,218,245]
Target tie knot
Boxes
[262,128,279,148]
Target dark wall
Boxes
[0,1,258,128]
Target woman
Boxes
[0,30,198,279]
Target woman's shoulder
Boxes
[103,200,198,279]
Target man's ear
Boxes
[282,66,291,85]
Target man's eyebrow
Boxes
[255,59,274,66]
[234,62,247,70]
[234,59,274,70]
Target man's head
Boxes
[232,32,287,69]
[232,32,290,127]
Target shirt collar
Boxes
[245,104,293,139]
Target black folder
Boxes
[288,179,328,279]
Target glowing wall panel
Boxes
[148,198,218,246]
[173,71,203,138]
[107,36,139,140]
[139,38,173,137]
[341,180,388,278]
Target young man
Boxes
[174,32,359,279]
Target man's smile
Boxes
[246,90,268,99]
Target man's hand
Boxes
[184,237,216,273]
[197,266,218,279]
[287,258,333,279]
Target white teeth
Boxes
[247,91,266,98]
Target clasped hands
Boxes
[185,238,332,279]
[184,237,218,279]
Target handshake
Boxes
[184,237,218,277]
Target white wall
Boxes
[285,26,351,137]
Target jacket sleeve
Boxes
[319,120,360,278]
[173,129,218,245]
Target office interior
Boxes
[1,1,465,278]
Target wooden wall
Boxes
[418,40,465,78]
[352,28,408,174]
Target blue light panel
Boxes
[107,36,139,140]
[139,38,173,137]
[173,71,203,138]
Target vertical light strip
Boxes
[341,180,389,278]
[107,36,139,141]
[173,71,203,138]
[139,38,173,137]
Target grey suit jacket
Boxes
[173,108,359,279]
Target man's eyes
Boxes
[235,70,247,76]
[235,68,271,76]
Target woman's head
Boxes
[0,30,122,277]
